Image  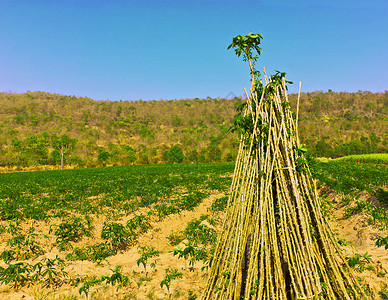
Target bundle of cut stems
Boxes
[202,73,369,299]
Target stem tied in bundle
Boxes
[202,32,370,300]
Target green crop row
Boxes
[311,159,388,195]
[0,163,234,221]
[333,153,388,164]
[0,163,233,269]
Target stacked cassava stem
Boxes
[202,33,368,299]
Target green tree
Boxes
[165,145,185,164]
[98,151,111,166]
[51,134,77,170]
[188,149,199,163]
[121,145,137,164]
[171,115,182,127]
[49,150,61,165]
[138,153,149,164]
[314,139,333,158]
[207,145,222,162]
[14,133,50,166]
[370,133,381,151]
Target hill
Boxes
[0,90,386,170]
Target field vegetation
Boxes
[0,156,387,298]
[0,163,233,299]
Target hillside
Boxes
[0,90,386,170]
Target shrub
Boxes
[101,222,132,250]
[66,242,115,262]
[165,145,185,164]
[209,196,229,212]
[51,216,92,244]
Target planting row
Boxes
[0,163,234,221]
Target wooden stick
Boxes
[202,72,369,299]
[296,81,301,145]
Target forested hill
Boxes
[0,90,387,169]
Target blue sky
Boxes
[0,0,387,101]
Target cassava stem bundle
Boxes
[202,33,369,299]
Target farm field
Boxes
[0,158,387,299]
[333,153,388,164]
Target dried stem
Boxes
[202,69,369,299]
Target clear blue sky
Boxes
[1,0,387,101]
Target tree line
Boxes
[0,90,386,170]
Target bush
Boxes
[51,216,92,244]
[98,151,110,163]
[165,145,185,163]
[101,222,132,250]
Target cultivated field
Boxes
[0,158,387,299]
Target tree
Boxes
[314,139,333,157]
[51,134,77,170]
[14,134,49,166]
[207,145,222,162]
[187,149,199,163]
[6,130,18,153]
[370,133,381,148]
[49,150,61,165]
[121,145,137,164]
[98,151,111,166]
[165,145,185,164]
